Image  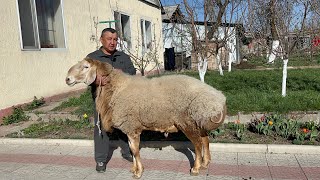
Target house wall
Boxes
[163,22,239,70]
[0,0,163,111]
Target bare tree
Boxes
[123,23,162,76]
[246,0,314,96]
[179,0,244,81]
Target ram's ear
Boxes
[85,65,97,85]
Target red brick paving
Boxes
[238,165,272,179]
[302,167,320,179]
[1,153,319,179]
[269,166,307,180]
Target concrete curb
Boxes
[1,138,319,155]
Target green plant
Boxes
[53,88,94,116]
[24,96,45,110]
[235,123,246,140]
[208,128,225,138]
[2,106,30,125]
[249,115,274,136]
[224,122,245,140]
[73,114,93,129]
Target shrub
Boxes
[24,96,45,110]
[2,107,30,125]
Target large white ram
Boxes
[65,57,226,179]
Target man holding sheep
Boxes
[87,28,136,173]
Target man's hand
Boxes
[94,75,110,86]
[94,69,122,86]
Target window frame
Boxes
[16,0,67,51]
[140,18,152,52]
[113,11,132,50]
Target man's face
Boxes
[100,31,118,54]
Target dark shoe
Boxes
[122,154,133,162]
[96,162,106,173]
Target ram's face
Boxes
[65,59,96,86]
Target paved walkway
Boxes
[0,139,320,180]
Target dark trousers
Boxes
[93,109,131,163]
[94,122,109,163]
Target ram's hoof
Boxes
[190,168,200,176]
[132,171,142,179]
[130,166,137,173]
[201,161,210,169]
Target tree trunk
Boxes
[267,0,280,63]
[217,48,224,76]
[268,40,280,63]
[282,58,288,97]
[198,57,208,82]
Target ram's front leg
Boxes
[127,134,143,179]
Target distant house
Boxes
[244,31,320,57]
[0,0,163,120]
[162,5,242,70]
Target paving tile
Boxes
[138,148,187,161]
[45,145,77,155]
[0,162,24,173]
[106,157,129,169]
[176,160,194,175]
[269,166,307,180]
[206,175,238,180]
[0,153,61,165]
[113,168,141,180]
[295,154,320,167]
[238,165,271,179]
[0,145,21,153]
[211,152,238,165]
[85,168,124,180]
[266,153,299,167]
[174,172,207,180]
[208,163,238,177]
[302,167,320,180]
[176,160,207,176]
[138,170,180,180]
[7,144,57,154]
[238,152,268,166]
[68,146,93,157]
[11,163,48,175]
[0,172,39,180]
[142,159,182,172]
[36,165,93,179]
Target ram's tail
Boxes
[199,104,227,131]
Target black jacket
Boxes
[87,48,136,98]
[87,48,136,75]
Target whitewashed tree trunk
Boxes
[282,58,288,97]
[198,57,208,83]
[268,40,280,63]
[217,48,224,76]
[228,56,232,72]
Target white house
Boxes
[0,0,164,120]
[162,5,241,70]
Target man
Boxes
[87,28,136,173]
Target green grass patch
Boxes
[7,118,94,139]
[183,68,320,115]
[2,107,30,125]
[53,88,94,116]
[244,54,320,68]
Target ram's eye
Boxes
[83,65,89,69]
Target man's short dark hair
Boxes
[101,28,117,37]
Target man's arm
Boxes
[123,54,136,75]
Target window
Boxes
[18,0,66,50]
[114,11,131,49]
[140,19,152,52]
